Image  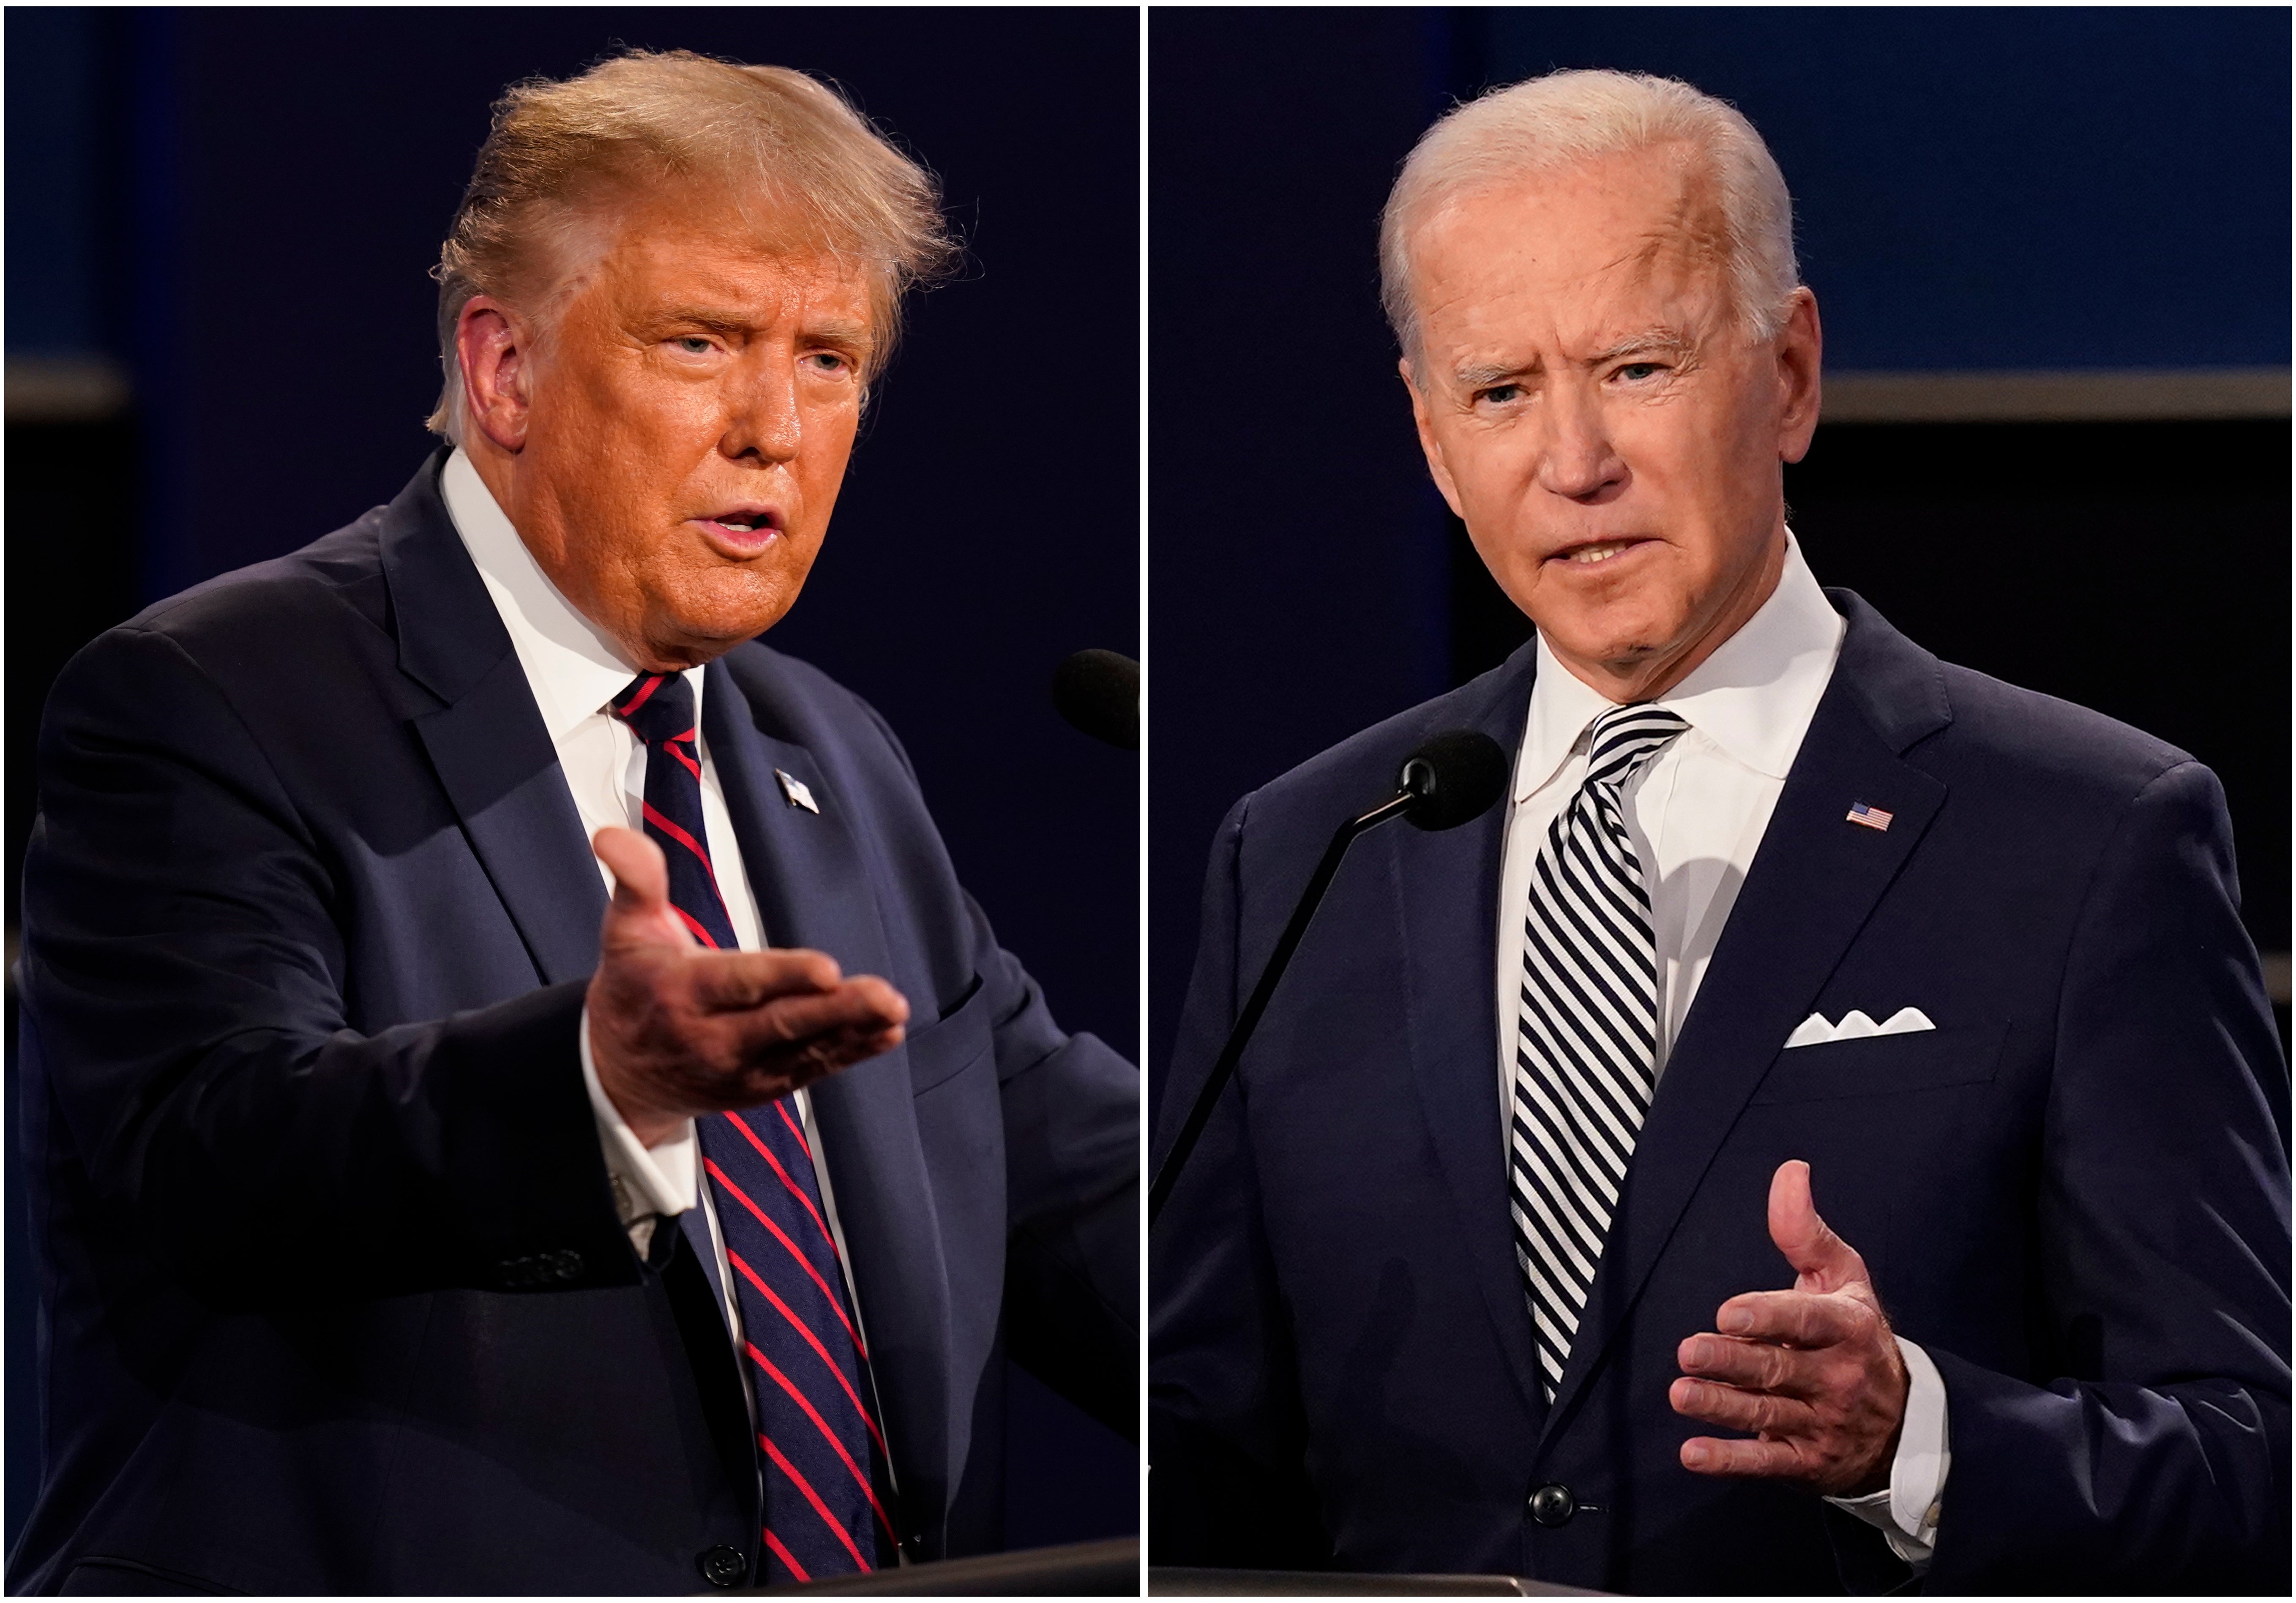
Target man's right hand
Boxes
[587,826,910,1147]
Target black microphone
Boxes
[1052,649,1139,751]
[1148,728,1507,1226]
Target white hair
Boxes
[1380,68,1799,370]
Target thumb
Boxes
[593,826,690,949]
[1767,1159,1861,1292]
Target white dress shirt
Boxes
[1494,533,1947,1568]
[439,448,876,1400]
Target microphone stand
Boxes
[1147,781,1423,1227]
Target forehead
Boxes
[580,182,877,324]
[1411,147,1728,358]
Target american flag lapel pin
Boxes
[1846,800,1893,831]
[775,768,820,814]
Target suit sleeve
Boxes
[21,625,633,1309]
[1148,795,1332,1566]
[1922,760,2291,1592]
[844,686,1141,1436]
[977,898,1141,1441]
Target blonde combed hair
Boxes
[1381,69,1800,369]
[427,49,958,439]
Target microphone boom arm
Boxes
[1147,787,1417,1226]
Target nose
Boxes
[1536,380,1624,502]
[721,351,803,466]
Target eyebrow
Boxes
[655,307,876,352]
[657,308,753,339]
[1582,327,1693,366]
[799,316,876,353]
[1449,326,1694,391]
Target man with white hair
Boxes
[1151,68,2286,1592]
[16,50,1136,1594]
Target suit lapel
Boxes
[1392,644,1550,1425]
[1537,593,1952,1442]
[702,660,957,1546]
[382,453,605,987]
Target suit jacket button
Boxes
[697,1546,747,1588]
[1529,1482,1576,1527]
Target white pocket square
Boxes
[1784,1007,1935,1049]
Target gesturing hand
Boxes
[586,826,910,1147]
[1670,1159,1907,1496]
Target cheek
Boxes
[1446,428,1537,521]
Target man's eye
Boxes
[1616,362,1663,382]
[1476,384,1521,406]
[673,337,715,355]
[806,352,850,373]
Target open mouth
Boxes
[1547,537,1652,568]
[693,508,783,550]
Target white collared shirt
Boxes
[439,447,873,1386]
[1493,533,1947,1567]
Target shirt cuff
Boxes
[1822,1335,1949,1570]
[580,1004,701,1243]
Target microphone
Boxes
[1148,728,1507,1226]
[1052,649,1139,751]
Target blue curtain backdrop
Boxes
[6,5,1138,1554]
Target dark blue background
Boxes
[1148,6,2291,1113]
[7,4,1138,1556]
[1473,7,2291,372]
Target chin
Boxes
[1548,605,1686,666]
[688,602,800,653]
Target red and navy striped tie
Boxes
[611,672,899,1584]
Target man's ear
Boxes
[1773,287,1822,466]
[1401,358,1468,520]
[457,298,534,453]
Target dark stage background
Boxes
[6,6,1138,1555]
[1148,6,2292,1118]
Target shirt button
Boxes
[1529,1482,1577,1527]
[696,1546,747,1587]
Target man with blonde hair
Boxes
[16,50,1136,1594]
[1152,68,2286,1592]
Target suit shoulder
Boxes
[121,508,392,656]
[51,510,394,728]
[716,639,910,765]
[718,638,879,725]
[1927,660,2199,806]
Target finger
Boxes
[687,948,847,1011]
[725,978,911,1057]
[1668,1376,1819,1438]
[593,827,694,951]
[1677,1332,1810,1393]
[1712,1289,1869,1349]
[1767,1159,1862,1291]
[594,826,666,907]
[1679,1434,1808,1478]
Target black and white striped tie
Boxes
[1510,702,1689,1401]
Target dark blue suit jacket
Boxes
[12,454,1137,1595]
[1150,593,2288,1593]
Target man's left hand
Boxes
[1669,1159,1907,1496]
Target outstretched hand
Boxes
[585,826,909,1146]
[1670,1159,1907,1496]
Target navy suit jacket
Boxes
[1150,593,2288,1593]
[12,453,1138,1595]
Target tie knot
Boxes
[1584,703,1688,789]
[609,671,698,747]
